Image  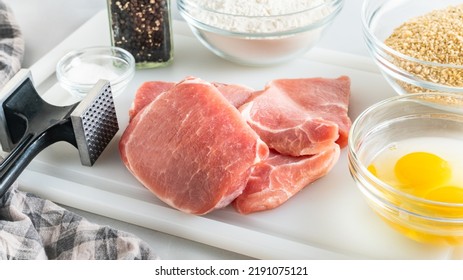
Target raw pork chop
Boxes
[240,76,351,156]
[233,144,340,214]
[119,77,269,215]
[128,81,175,121]
[212,82,256,108]
[128,81,255,121]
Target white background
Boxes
[4,0,367,259]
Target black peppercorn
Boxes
[107,0,173,68]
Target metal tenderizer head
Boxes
[71,79,119,166]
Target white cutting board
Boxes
[17,10,456,259]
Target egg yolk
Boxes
[394,152,451,192]
[367,164,377,177]
[424,186,463,204]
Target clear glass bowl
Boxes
[348,92,463,245]
[362,0,463,95]
[177,0,343,66]
[56,46,135,99]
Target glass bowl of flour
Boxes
[177,0,343,66]
[56,46,135,99]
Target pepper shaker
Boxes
[107,0,173,68]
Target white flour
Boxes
[191,0,332,33]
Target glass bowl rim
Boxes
[178,0,344,37]
[56,45,136,89]
[178,0,343,17]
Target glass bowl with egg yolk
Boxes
[348,92,463,246]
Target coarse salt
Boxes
[66,62,119,85]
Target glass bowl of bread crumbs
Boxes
[362,0,463,95]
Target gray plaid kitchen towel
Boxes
[0,0,23,89]
[0,2,156,260]
[0,182,157,260]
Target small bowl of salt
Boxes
[56,46,135,99]
[178,0,343,66]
